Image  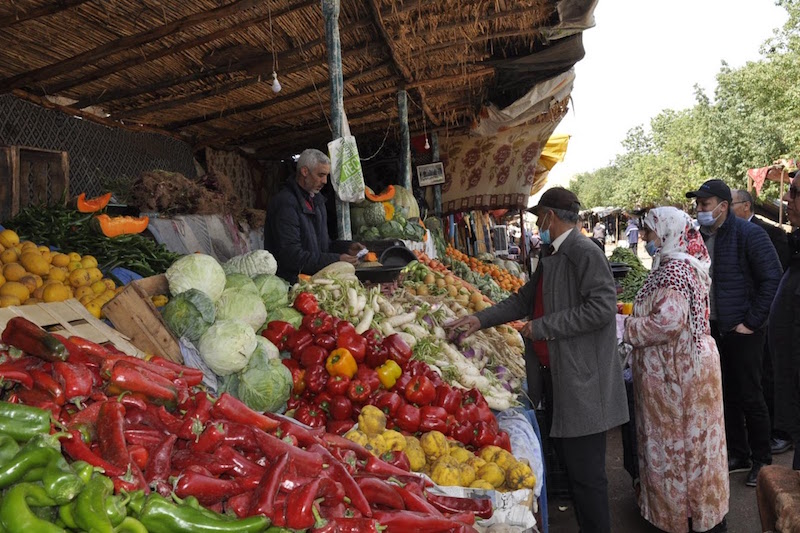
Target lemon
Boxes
[17,275,37,294]
[39,250,52,264]
[86,267,103,284]
[47,266,66,282]
[103,278,116,291]
[75,285,94,299]
[85,302,102,319]
[32,286,45,300]
[68,252,81,263]
[79,294,94,306]
[0,249,18,264]
[20,252,49,276]
[43,283,71,303]
[68,268,92,288]
[0,281,29,302]
[90,280,106,295]
[37,245,49,254]
[0,295,20,308]
[80,256,98,269]
[24,298,42,305]
[0,230,20,249]
[2,263,26,282]
[67,261,83,272]
[51,253,69,267]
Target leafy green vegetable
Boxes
[379,220,404,238]
[223,250,277,277]
[252,274,289,311]
[225,273,258,294]
[215,289,268,331]
[264,307,303,329]
[161,289,216,342]
[363,203,386,226]
[197,319,257,376]
[610,246,650,301]
[237,340,291,413]
[166,254,227,301]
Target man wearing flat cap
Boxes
[446,187,629,533]
[686,179,783,487]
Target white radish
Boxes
[355,308,374,334]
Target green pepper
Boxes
[113,517,148,533]
[138,494,270,533]
[21,432,65,452]
[0,435,20,466]
[0,403,52,442]
[73,473,116,533]
[71,460,95,484]
[125,490,147,516]
[0,446,60,489]
[0,482,64,533]
[42,455,85,505]
[58,503,78,529]
[105,492,129,527]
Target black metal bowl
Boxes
[355,265,405,283]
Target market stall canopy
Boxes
[0,0,595,160]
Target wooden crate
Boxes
[0,146,69,222]
[0,299,143,358]
[102,274,182,363]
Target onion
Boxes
[495,365,508,379]
[502,380,513,392]
[462,347,476,359]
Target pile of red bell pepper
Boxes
[0,316,494,532]
[278,293,511,452]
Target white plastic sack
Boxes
[328,134,366,203]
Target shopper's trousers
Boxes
[555,432,611,533]
[713,325,772,465]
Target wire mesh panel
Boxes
[0,95,195,198]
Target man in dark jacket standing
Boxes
[770,177,800,470]
[446,188,628,533]
[686,179,783,487]
[264,149,363,283]
[731,188,793,455]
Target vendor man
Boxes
[265,148,364,283]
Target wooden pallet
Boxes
[0,299,143,358]
[103,274,182,363]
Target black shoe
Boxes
[771,437,793,455]
[728,457,752,473]
[745,462,766,487]
[705,518,728,532]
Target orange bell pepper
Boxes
[326,348,358,379]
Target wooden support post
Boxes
[322,0,351,240]
[398,88,412,190]
[431,132,442,217]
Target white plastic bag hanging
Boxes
[327,112,366,203]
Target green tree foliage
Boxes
[570,1,800,209]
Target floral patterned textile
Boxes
[624,207,728,533]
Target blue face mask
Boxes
[645,240,659,257]
[539,213,552,245]
[697,203,722,227]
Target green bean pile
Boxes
[3,205,181,277]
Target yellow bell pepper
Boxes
[326,348,358,378]
[357,405,387,437]
[376,360,402,389]
[420,430,449,461]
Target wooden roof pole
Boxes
[432,133,443,217]
[0,0,91,29]
[322,0,351,240]
[398,87,412,189]
[42,0,319,95]
[0,0,270,92]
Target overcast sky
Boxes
[538,0,789,201]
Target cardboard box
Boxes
[102,274,182,363]
[0,299,143,358]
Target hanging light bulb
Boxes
[271,71,282,93]
[424,136,430,150]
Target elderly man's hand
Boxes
[444,315,481,338]
[348,242,366,256]
[339,254,359,265]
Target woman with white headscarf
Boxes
[621,206,729,533]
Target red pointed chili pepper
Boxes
[404,375,436,405]
[53,361,93,402]
[191,422,227,454]
[97,401,131,469]
[29,368,62,403]
[381,450,411,472]
[293,292,319,315]
[177,392,213,440]
[283,478,322,530]
[107,361,177,404]
[175,470,241,506]
[356,477,406,510]
[226,491,253,519]
[216,445,266,478]
[312,518,384,533]
[123,429,164,450]
[425,492,494,520]
[262,321,295,351]
[251,429,324,477]
[147,356,204,386]
[326,419,355,435]
[1,317,67,362]
[364,454,415,479]
[128,444,149,470]
[249,452,289,518]
[67,336,112,360]
[59,430,125,477]
[307,443,371,518]
[210,393,279,432]
[326,375,350,396]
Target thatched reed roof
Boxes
[0,0,592,160]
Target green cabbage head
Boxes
[215,289,268,331]
[238,341,292,413]
[197,319,257,376]
[225,274,258,294]
[263,307,303,329]
[166,254,226,301]
[161,289,216,342]
[252,274,289,311]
